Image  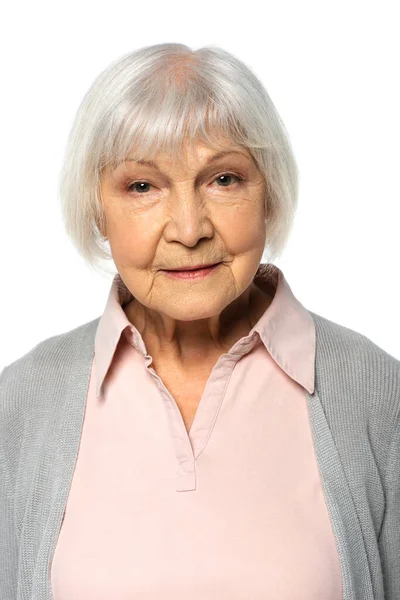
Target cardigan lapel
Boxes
[26,318,100,600]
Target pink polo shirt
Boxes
[50,263,343,599]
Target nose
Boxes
[163,191,214,247]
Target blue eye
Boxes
[127,181,152,193]
[214,173,241,187]
[126,172,242,194]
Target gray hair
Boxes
[58,43,299,278]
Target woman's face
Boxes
[99,139,267,322]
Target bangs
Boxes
[97,70,262,174]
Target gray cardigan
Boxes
[1,310,399,600]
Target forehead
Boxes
[128,148,251,169]
[105,138,254,177]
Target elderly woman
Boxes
[0,43,399,600]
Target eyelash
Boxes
[125,172,243,194]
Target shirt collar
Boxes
[94,263,315,398]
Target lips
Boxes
[166,263,220,272]
[161,263,221,279]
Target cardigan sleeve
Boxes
[0,364,19,600]
[0,456,19,599]
[378,413,400,599]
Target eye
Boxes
[127,181,152,194]
[125,172,243,195]
[213,173,242,187]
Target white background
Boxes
[0,0,399,368]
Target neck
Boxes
[123,282,272,368]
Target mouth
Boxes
[164,262,221,272]
[161,263,222,279]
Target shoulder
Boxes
[1,316,100,381]
[309,309,400,376]
[0,316,100,418]
[0,317,100,487]
[308,309,400,442]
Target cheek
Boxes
[106,212,159,268]
[217,205,266,252]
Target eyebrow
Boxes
[121,149,251,171]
